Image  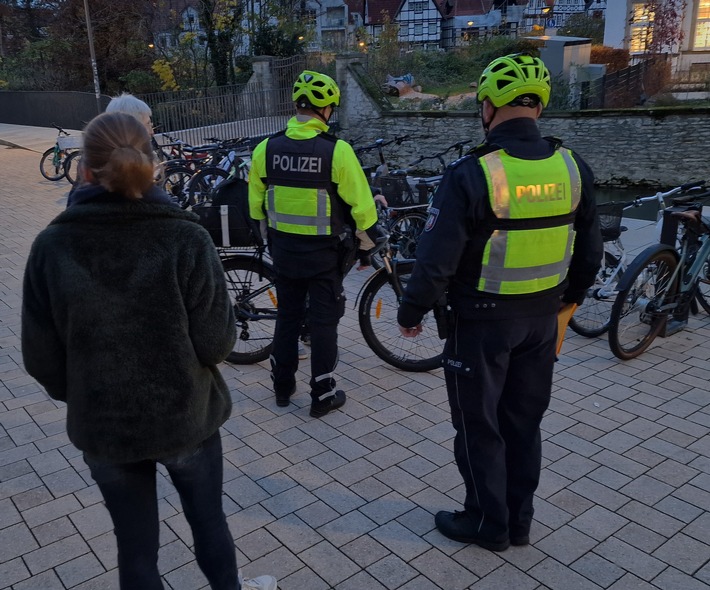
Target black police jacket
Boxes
[398,117,603,326]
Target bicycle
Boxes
[569,182,702,338]
[607,181,710,360]
[221,249,278,364]
[356,234,443,372]
[39,124,81,181]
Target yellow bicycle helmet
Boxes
[293,70,341,109]
[477,53,551,108]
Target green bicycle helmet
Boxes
[293,70,341,109]
[477,53,551,108]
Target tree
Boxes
[557,13,605,45]
[644,0,687,54]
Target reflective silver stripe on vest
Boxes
[559,148,582,210]
[484,154,510,216]
[266,188,331,235]
[481,228,576,293]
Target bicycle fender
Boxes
[354,267,388,309]
[615,243,678,292]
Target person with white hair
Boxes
[105,92,154,136]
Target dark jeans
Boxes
[271,268,345,400]
[84,431,238,590]
[442,312,557,541]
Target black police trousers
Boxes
[271,265,346,402]
[441,311,557,542]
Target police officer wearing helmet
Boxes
[249,70,382,418]
[397,54,602,550]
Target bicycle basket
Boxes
[597,201,625,242]
[57,136,83,150]
[193,178,263,248]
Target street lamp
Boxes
[83,0,102,115]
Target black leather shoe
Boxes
[275,384,296,408]
[310,390,346,418]
[435,511,510,552]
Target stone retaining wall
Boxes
[335,55,710,187]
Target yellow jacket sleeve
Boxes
[332,140,378,231]
[248,138,268,221]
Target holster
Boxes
[432,295,452,340]
[337,226,357,275]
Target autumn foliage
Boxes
[590,47,630,74]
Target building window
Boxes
[695,0,710,49]
[428,23,437,35]
[410,1,427,13]
[414,23,423,35]
[629,2,653,53]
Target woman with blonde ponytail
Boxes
[21,112,277,590]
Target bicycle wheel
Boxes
[359,261,442,372]
[161,166,193,208]
[608,248,678,360]
[63,151,83,186]
[568,251,622,337]
[387,210,428,259]
[222,255,277,364]
[694,255,710,314]
[39,147,66,181]
[187,166,229,205]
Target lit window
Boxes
[696,0,710,49]
[629,2,653,52]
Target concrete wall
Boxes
[335,56,710,187]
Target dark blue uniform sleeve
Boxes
[564,152,603,304]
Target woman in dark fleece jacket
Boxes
[21,112,276,590]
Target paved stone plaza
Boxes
[2,126,710,589]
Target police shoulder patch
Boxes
[424,207,440,232]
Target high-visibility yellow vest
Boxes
[477,147,581,295]
[263,131,337,236]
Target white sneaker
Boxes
[298,344,309,360]
[239,569,278,590]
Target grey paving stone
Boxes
[318,510,378,547]
[650,566,710,590]
[23,532,90,575]
[410,547,478,590]
[571,552,625,588]
[528,556,604,590]
[299,540,360,587]
[535,524,599,565]
[10,569,65,590]
[334,569,388,590]
[593,537,666,581]
[314,480,367,515]
[652,533,710,575]
[365,554,418,590]
[341,534,390,568]
[614,522,666,553]
[569,505,628,542]
[0,556,30,588]
[349,475,392,502]
[55,552,106,588]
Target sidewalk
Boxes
[2,129,710,590]
[0,123,82,154]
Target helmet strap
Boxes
[480,101,497,135]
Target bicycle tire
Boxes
[39,147,66,181]
[568,251,622,338]
[694,256,710,314]
[161,166,193,209]
[608,247,678,360]
[63,151,83,186]
[222,255,277,364]
[386,210,428,260]
[358,261,442,372]
[187,166,229,205]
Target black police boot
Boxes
[434,510,510,551]
[309,390,346,418]
[275,384,296,408]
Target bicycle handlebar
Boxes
[51,123,70,136]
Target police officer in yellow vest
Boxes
[249,70,381,418]
[397,54,603,550]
